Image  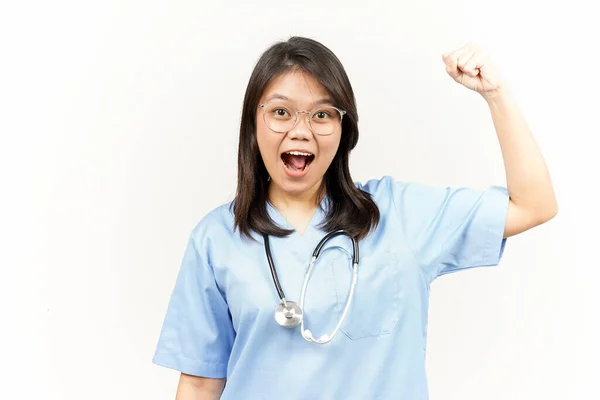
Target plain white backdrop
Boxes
[1,1,597,399]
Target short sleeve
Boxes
[391,179,510,282]
[152,233,235,378]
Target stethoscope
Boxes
[263,230,359,344]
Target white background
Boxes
[1,1,597,399]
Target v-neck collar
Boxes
[266,194,330,239]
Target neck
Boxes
[268,180,324,212]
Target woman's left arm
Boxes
[442,43,558,238]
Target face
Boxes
[256,70,342,200]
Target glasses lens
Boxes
[309,106,342,136]
[262,104,343,135]
[263,104,296,133]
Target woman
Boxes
[152,37,557,399]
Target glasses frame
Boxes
[258,103,347,136]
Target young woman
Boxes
[152,36,557,399]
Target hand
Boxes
[442,43,505,98]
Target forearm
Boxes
[176,374,225,400]
[483,87,558,220]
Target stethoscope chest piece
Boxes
[274,301,303,327]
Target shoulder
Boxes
[354,175,472,221]
[356,175,466,202]
[356,174,507,208]
[355,175,423,202]
[355,175,396,195]
[189,201,237,250]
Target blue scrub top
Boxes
[152,176,509,399]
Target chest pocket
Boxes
[331,251,401,340]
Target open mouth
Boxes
[281,151,315,173]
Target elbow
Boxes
[535,199,558,225]
[549,202,559,220]
[505,197,557,237]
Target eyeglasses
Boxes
[258,103,346,136]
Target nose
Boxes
[287,112,312,140]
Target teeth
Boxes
[286,151,313,157]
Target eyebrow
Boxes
[264,93,334,106]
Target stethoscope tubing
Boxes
[263,230,359,301]
[263,229,360,344]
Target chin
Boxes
[275,175,322,197]
[279,180,312,194]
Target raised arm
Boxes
[442,43,558,238]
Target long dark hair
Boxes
[232,36,380,241]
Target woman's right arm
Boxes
[153,234,234,398]
[176,373,226,400]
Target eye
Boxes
[314,111,331,119]
[274,108,289,117]
[266,105,293,119]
